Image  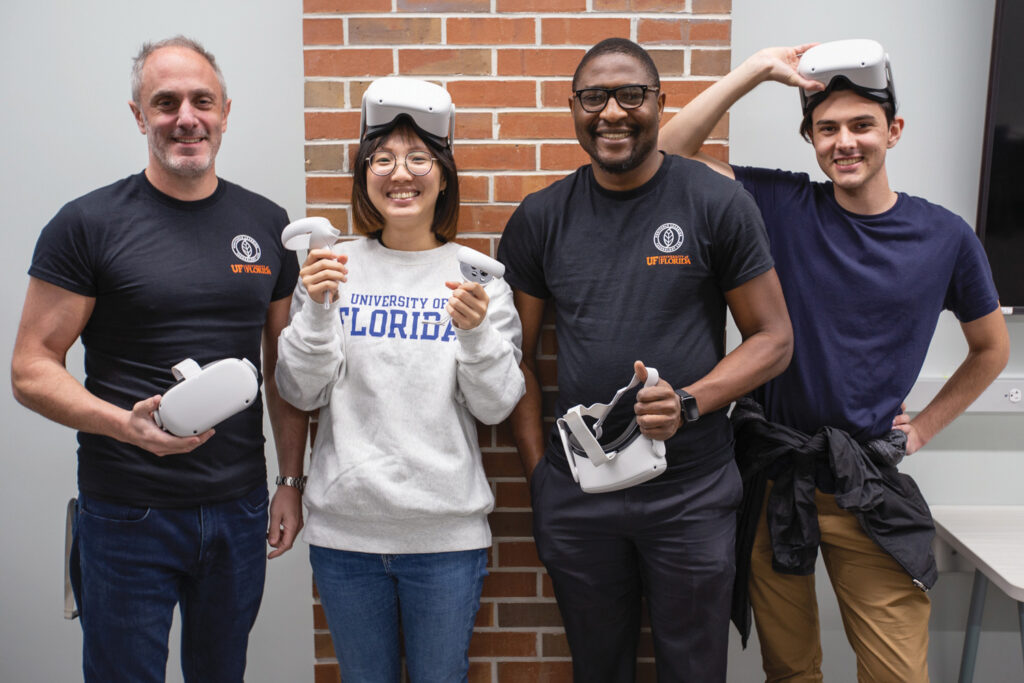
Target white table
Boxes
[930,505,1024,683]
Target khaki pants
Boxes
[749,482,931,683]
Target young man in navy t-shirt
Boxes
[659,42,1009,682]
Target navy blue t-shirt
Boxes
[29,172,299,506]
[499,154,774,477]
[733,166,999,442]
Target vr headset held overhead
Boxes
[797,39,896,114]
[360,77,455,147]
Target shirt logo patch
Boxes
[231,235,262,263]
[653,223,685,253]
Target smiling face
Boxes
[809,89,903,205]
[570,52,666,191]
[130,46,230,195]
[365,129,447,248]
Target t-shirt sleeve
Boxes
[28,201,99,297]
[945,220,1001,322]
[711,182,774,292]
[268,207,300,302]
[497,199,551,300]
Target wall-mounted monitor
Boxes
[977,0,1024,315]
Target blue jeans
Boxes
[309,545,488,683]
[71,486,268,683]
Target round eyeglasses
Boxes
[367,151,437,176]
[573,84,659,113]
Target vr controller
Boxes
[154,358,259,437]
[557,368,668,493]
[424,247,506,326]
[282,217,342,310]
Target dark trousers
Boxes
[531,456,741,683]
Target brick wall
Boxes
[302,2,731,681]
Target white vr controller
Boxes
[282,217,342,310]
[154,358,259,437]
[557,368,667,493]
[423,247,506,327]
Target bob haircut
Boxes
[351,116,460,243]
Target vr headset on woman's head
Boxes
[360,77,455,147]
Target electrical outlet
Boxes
[1009,388,1022,404]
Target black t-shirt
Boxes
[29,172,299,506]
[498,154,774,477]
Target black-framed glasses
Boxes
[574,84,659,113]
[367,151,437,176]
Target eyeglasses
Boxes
[574,84,659,113]
[367,151,437,176]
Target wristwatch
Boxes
[675,389,700,424]
[275,475,307,493]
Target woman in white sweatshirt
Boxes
[275,79,525,682]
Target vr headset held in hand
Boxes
[154,358,259,437]
[557,368,667,494]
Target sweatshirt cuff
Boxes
[453,318,498,359]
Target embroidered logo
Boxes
[231,235,262,263]
[653,223,685,253]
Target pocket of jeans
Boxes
[238,485,269,514]
[78,495,150,523]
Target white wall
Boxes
[0,1,311,681]
[723,1,1024,681]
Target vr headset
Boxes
[797,39,896,114]
[154,358,259,437]
[360,77,455,147]
[556,368,667,494]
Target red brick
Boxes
[305,81,345,109]
[497,0,585,9]
[541,18,630,45]
[701,142,728,163]
[541,80,574,108]
[542,632,571,657]
[306,176,353,203]
[458,174,490,202]
[448,17,536,45]
[305,49,392,77]
[539,328,558,355]
[537,357,557,386]
[494,480,530,508]
[305,143,345,172]
[468,631,537,657]
[487,509,534,537]
[468,661,493,683]
[483,451,527,477]
[303,18,344,45]
[498,112,574,140]
[305,0,388,11]
[638,19,730,46]
[458,205,518,233]
[494,419,516,447]
[455,112,494,140]
[476,602,496,627]
[498,49,585,77]
[497,540,542,567]
[313,661,341,683]
[312,603,329,629]
[349,17,442,45]
[398,0,490,9]
[498,601,563,627]
[539,143,589,171]
[456,143,535,171]
[692,48,732,76]
[448,80,537,108]
[305,111,360,140]
[649,49,686,77]
[593,0,685,9]
[693,0,731,12]
[313,631,336,658]
[400,49,491,76]
[497,662,573,683]
[481,571,538,597]
[542,573,556,597]
[305,208,351,235]
[659,80,717,109]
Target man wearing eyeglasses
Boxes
[497,38,794,682]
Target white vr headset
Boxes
[557,368,667,494]
[797,39,896,113]
[154,358,259,437]
[360,77,455,147]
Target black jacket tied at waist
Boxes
[730,397,938,646]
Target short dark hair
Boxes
[572,38,660,91]
[799,81,896,142]
[351,118,460,242]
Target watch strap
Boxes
[276,475,307,493]
[675,389,700,424]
